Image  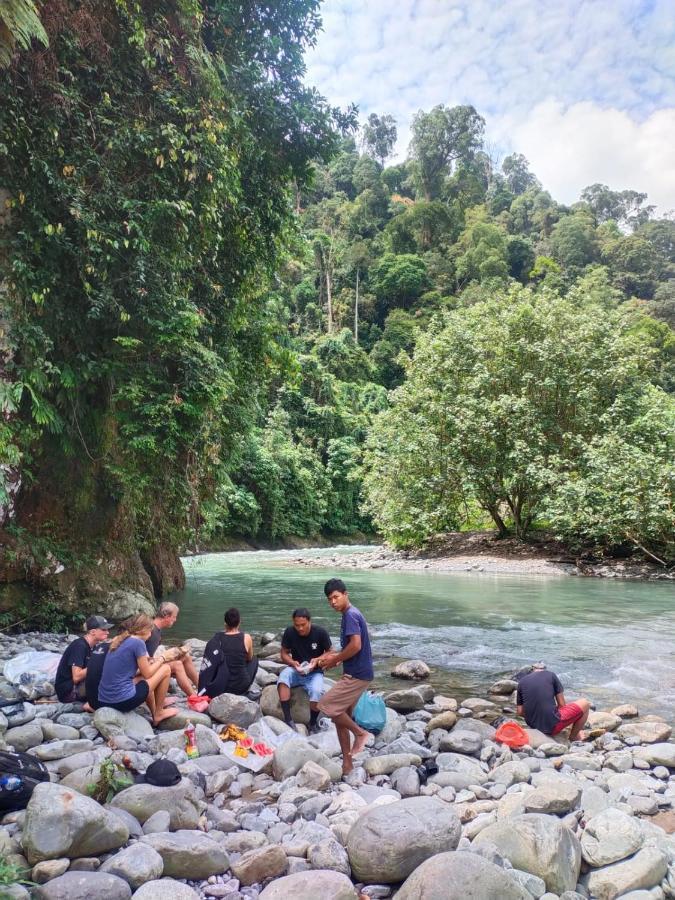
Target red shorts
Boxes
[551,702,584,735]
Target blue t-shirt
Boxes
[341,605,373,681]
[98,636,147,704]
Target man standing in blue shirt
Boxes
[317,577,374,775]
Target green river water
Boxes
[173,547,675,720]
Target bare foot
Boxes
[576,730,590,741]
[351,731,370,756]
[153,707,178,725]
[82,702,94,713]
[163,696,178,708]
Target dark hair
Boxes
[224,607,241,628]
[292,608,311,621]
[324,578,346,597]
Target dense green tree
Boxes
[548,213,598,274]
[581,183,655,230]
[0,0,47,67]
[501,153,540,195]
[409,105,485,200]
[362,113,397,166]
[371,253,430,319]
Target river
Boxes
[174,547,675,720]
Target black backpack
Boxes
[0,750,50,812]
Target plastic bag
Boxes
[353,691,387,733]
[0,750,50,812]
[3,651,61,685]
[494,720,529,748]
[187,693,211,713]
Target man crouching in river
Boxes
[316,577,373,776]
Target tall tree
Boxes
[362,113,397,167]
[409,105,485,200]
[501,153,539,195]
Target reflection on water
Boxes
[174,548,675,719]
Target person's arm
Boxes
[516,686,524,717]
[319,634,361,669]
[244,633,254,662]
[280,646,302,670]
[71,665,87,685]
[137,650,167,679]
[71,642,90,684]
[516,704,524,716]
[555,692,566,707]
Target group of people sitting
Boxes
[54,577,591,769]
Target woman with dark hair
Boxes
[98,614,178,725]
[198,607,258,698]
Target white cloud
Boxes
[498,102,675,213]
[305,0,675,210]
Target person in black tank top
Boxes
[198,607,258,697]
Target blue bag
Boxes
[352,690,387,733]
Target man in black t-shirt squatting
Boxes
[54,615,113,705]
[277,607,332,731]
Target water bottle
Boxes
[0,774,23,792]
[184,720,199,759]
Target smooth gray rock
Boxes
[140,831,230,879]
[475,813,581,894]
[142,810,171,834]
[208,693,261,727]
[31,739,94,760]
[346,796,461,883]
[440,729,483,755]
[376,708,405,745]
[230,844,288,885]
[580,808,644,867]
[100,843,165,889]
[523,780,582,814]
[40,721,80,741]
[34,872,131,900]
[22,782,129,864]
[296,760,331,791]
[259,870,359,900]
[391,660,430,680]
[633,742,675,768]
[110,781,201,830]
[260,684,311,725]
[384,687,432,712]
[364,753,421,776]
[489,761,531,787]
[616,722,672,744]
[272,737,340,781]
[396,850,531,900]
[93,708,154,741]
[390,766,421,797]
[131,878,200,899]
[582,847,668,899]
[308,838,350,875]
[152,724,221,757]
[31,859,70,884]
[5,719,44,751]
[436,753,488,783]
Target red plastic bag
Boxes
[494,720,529,748]
[187,694,211,713]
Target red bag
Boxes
[187,694,210,713]
[494,720,529,748]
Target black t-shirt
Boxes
[281,624,331,664]
[516,669,564,734]
[54,637,92,701]
[85,641,110,708]
[145,625,162,657]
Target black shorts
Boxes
[102,681,149,713]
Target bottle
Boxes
[184,720,199,759]
[0,774,23,792]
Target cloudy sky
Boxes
[305,0,675,212]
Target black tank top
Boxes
[220,632,248,678]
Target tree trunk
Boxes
[326,268,333,333]
[354,267,359,342]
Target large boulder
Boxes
[272,737,340,781]
[5,720,44,751]
[130,879,200,899]
[363,753,421,776]
[152,724,221,757]
[22,783,129,864]
[34,872,131,900]
[580,808,644,867]
[616,721,672,743]
[100,843,165,890]
[346,796,461,883]
[396,850,531,900]
[582,846,668,899]
[384,685,433,711]
[475,814,581,895]
[523,779,581,815]
[436,752,488,783]
[633,742,675,768]
[391,660,430,680]
[32,739,94,760]
[93,708,154,742]
[208,693,260,727]
[110,781,201,830]
[376,707,405,745]
[140,831,230,879]
[230,844,288,885]
[260,684,311,726]
[259,870,359,900]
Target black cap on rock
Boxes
[138,759,181,787]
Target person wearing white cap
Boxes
[54,615,113,705]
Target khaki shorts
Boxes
[318,675,371,719]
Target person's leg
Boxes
[335,720,354,774]
[145,663,177,724]
[569,698,591,741]
[333,711,370,756]
[306,672,325,731]
[183,656,199,690]
[245,657,259,690]
[277,667,298,727]
[169,660,196,698]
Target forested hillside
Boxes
[1,4,673,614]
[211,111,674,563]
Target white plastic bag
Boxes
[3,651,61,685]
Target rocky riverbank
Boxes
[283,533,674,580]
[1,631,674,900]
